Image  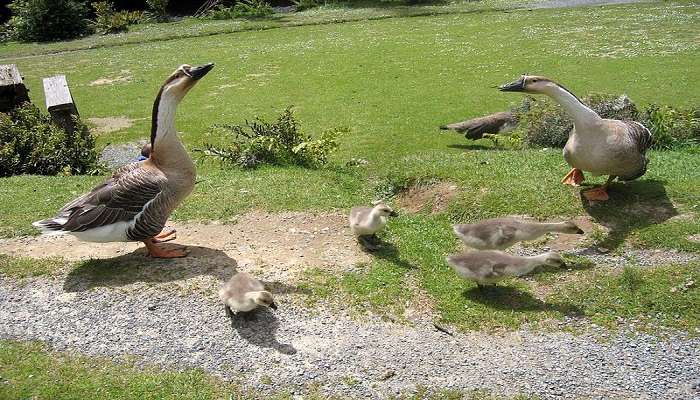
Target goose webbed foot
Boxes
[561,168,585,186]
[143,238,188,258]
[225,305,234,319]
[582,175,614,201]
[152,227,177,243]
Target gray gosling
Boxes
[349,202,398,250]
[453,217,583,250]
[219,272,277,318]
[446,250,564,287]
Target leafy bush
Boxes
[641,104,700,150]
[200,107,347,169]
[6,0,90,41]
[293,0,322,11]
[516,93,640,148]
[0,104,98,177]
[201,0,273,19]
[146,0,169,22]
[91,2,146,35]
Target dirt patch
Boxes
[0,212,370,286]
[89,70,132,86]
[689,234,700,244]
[87,116,135,134]
[395,181,458,214]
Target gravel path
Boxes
[2,277,698,399]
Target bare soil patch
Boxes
[395,181,458,214]
[87,116,135,134]
[89,70,132,86]
[0,212,369,287]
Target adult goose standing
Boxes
[499,75,652,201]
[453,217,583,250]
[439,111,518,140]
[33,63,215,258]
[446,250,564,288]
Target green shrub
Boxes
[146,0,169,22]
[202,0,273,19]
[6,0,89,42]
[641,104,700,150]
[293,0,322,11]
[516,93,640,148]
[91,2,146,34]
[0,104,98,177]
[200,106,347,169]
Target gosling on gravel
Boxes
[453,217,583,250]
[348,202,398,250]
[219,272,277,318]
[446,250,565,287]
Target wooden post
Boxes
[43,75,79,133]
[0,64,30,112]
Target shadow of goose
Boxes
[229,308,296,355]
[582,179,677,251]
[63,245,236,292]
[463,285,582,315]
[360,238,416,269]
[447,143,506,152]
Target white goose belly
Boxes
[70,221,131,243]
[564,131,641,177]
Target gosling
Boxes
[453,218,583,250]
[349,202,398,250]
[446,250,565,287]
[219,272,277,318]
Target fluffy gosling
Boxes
[453,217,583,250]
[446,250,565,287]
[219,272,277,318]
[349,202,398,250]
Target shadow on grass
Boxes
[228,308,296,355]
[360,237,416,269]
[447,143,505,151]
[463,285,583,315]
[582,179,678,250]
[63,245,237,292]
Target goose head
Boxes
[562,221,585,234]
[251,290,278,310]
[499,75,555,94]
[372,202,398,218]
[540,251,565,267]
[157,63,215,102]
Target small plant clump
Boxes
[293,0,322,12]
[0,104,98,177]
[641,104,700,150]
[201,0,273,19]
[146,0,170,22]
[91,2,147,35]
[200,107,347,169]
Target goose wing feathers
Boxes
[625,120,653,154]
[39,163,167,233]
[440,112,516,139]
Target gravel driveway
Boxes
[1,277,698,399]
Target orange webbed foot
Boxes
[582,186,610,201]
[143,238,188,258]
[561,168,585,186]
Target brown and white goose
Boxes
[33,63,214,258]
[453,217,583,250]
[439,111,518,140]
[499,75,652,201]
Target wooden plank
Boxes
[0,64,23,86]
[0,64,30,112]
[43,75,79,133]
[43,75,78,114]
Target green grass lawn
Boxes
[0,1,698,333]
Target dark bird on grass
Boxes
[439,111,519,140]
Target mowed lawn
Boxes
[1,2,699,331]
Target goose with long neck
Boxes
[499,75,652,201]
[33,63,214,258]
[453,217,583,250]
